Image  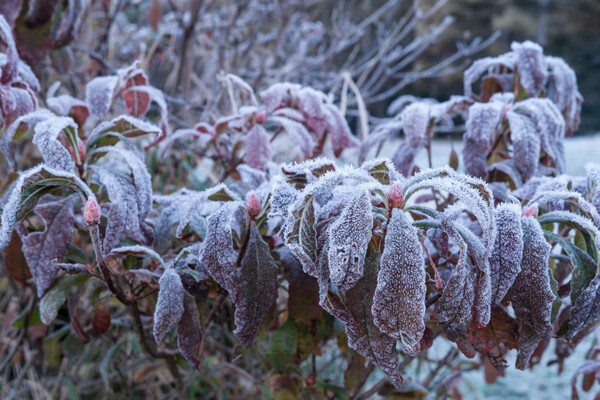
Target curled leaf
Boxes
[153,268,185,343]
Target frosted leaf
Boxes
[537,210,600,253]
[177,295,202,368]
[173,184,239,238]
[0,165,93,251]
[85,75,118,119]
[512,176,553,201]
[123,68,151,117]
[320,251,403,388]
[1,85,38,128]
[92,146,152,220]
[323,103,359,157]
[506,216,554,338]
[489,203,524,305]
[546,56,582,135]
[511,98,566,174]
[0,14,18,84]
[327,190,373,290]
[511,41,548,97]
[153,268,185,343]
[462,102,504,178]
[237,164,266,189]
[297,87,327,119]
[234,222,279,347]
[280,158,336,187]
[361,158,401,185]
[463,53,515,97]
[123,85,169,138]
[87,114,161,147]
[259,82,300,112]
[46,94,89,124]
[506,109,541,182]
[529,189,600,227]
[404,167,496,250]
[159,128,212,157]
[111,245,164,265]
[32,115,77,171]
[245,124,272,170]
[0,109,55,170]
[20,194,77,297]
[198,203,239,293]
[284,194,318,276]
[438,241,476,328]
[269,176,298,216]
[372,209,426,355]
[586,163,600,215]
[569,274,600,340]
[515,324,542,370]
[400,102,430,148]
[0,54,40,92]
[269,115,315,156]
[91,165,152,253]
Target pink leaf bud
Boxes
[387,182,404,209]
[522,203,539,218]
[256,111,266,124]
[246,193,261,218]
[77,138,86,161]
[84,197,101,226]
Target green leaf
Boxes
[266,317,297,372]
[544,231,598,304]
[39,274,90,325]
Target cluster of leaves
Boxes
[2,8,600,399]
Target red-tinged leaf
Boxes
[245,124,272,170]
[85,75,118,120]
[444,326,476,358]
[372,209,426,356]
[468,307,519,371]
[177,295,202,369]
[69,299,91,344]
[20,194,77,297]
[234,222,279,347]
[92,300,111,335]
[149,0,162,31]
[328,190,372,291]
[153,268,185,343]
[490,203,524,305]
[438,252,476,328]
[507,216,554,338]
[571,361,600,400]
[123,71,150,117]
[46,94,89,126]
[320,251,403,388]
[3,229,31,285]
[283,248,322,324]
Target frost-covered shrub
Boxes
[2,10,600,399]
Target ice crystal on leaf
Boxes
[153,268,185,343]
[546,56,582,135]
[489,203,524,305]
[372,209,426,356]
[259,82,300,113]
[507,216,554,339]
[1,109,55,170]
[269,116,315,157]
[327,189,373,291]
